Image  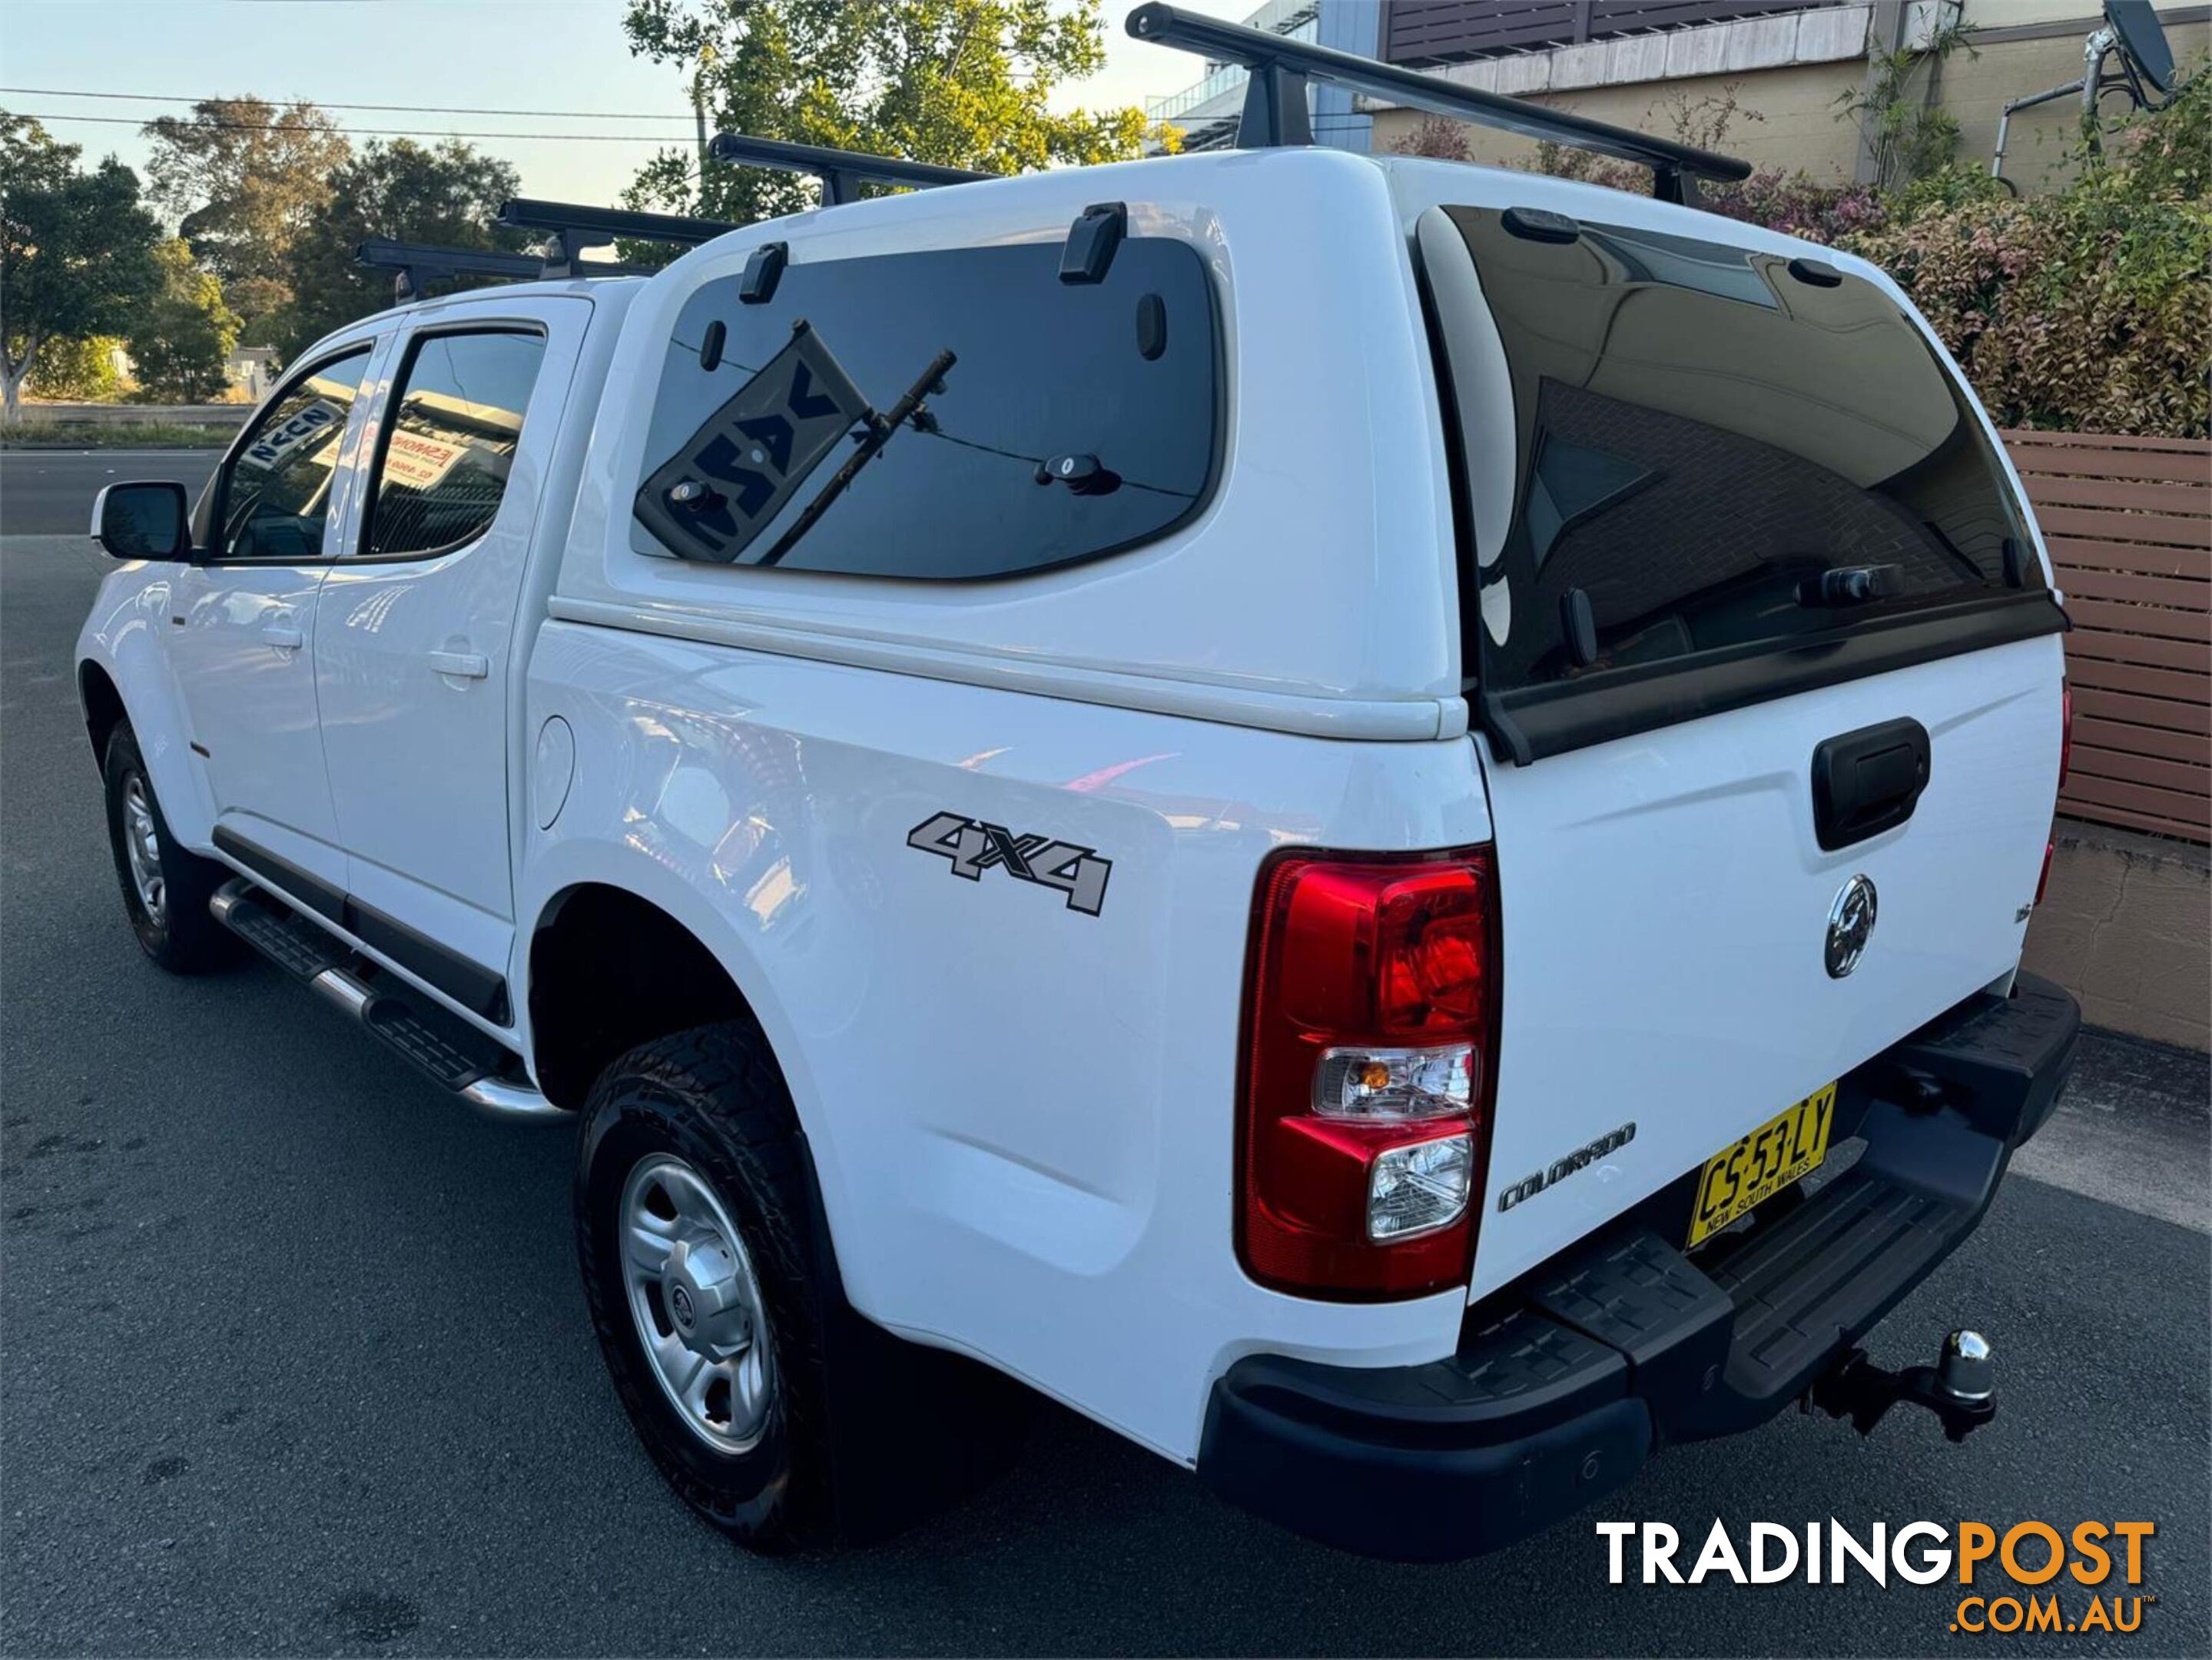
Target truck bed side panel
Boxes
[524,621,1494,1461]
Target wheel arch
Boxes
[520,858,863,1304]
[547,881,1037,1544]
[78,659,127,777]
[75,639,214,850]
[524,878,793,1118]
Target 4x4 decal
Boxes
[906,812,1112,918]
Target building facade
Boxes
[1147,1,2207,186]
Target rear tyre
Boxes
[575,1023,837,1551]
[101,723,241,974]
[576,1020,1031,1551]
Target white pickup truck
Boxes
[76,15,2081,1562]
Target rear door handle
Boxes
[261,623,305,649]
[428,650,489,680]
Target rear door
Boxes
[313,301,577,1019]
[1415,205,2070,1295]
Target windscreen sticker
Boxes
[240,399,346,472]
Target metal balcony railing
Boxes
[1382,0,1846,66]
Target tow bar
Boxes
[1808,1330,1996,1443]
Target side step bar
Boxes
[211,879,565,1122]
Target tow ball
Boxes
[1807,1330,1996,1443]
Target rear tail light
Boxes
[1239,848,1499,1300]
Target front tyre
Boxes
[101,723,242,974]
[575,1024,834,1551]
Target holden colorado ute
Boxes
[75,7,2079,1562]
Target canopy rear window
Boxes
[1424,206,2067,762]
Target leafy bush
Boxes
[1706,170,1889,242]
[1832,15,1975,195]
[1842,65,2210,437]
[1502,61,2208,438]
[28,335,129,402]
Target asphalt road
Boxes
[3,502,2207,1656]
[1,450,223,536]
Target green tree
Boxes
[143,98,350,337]
[620,0,1162,230]
[0,113,161,420]
[129,238,242,402]
[1847,61,2212,437]
[31,335,129,401]
[274,138,525,355]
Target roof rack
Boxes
[356,239,546,304]
[497,198,741,274]
[1126,1,1750,204]
[706,131,990,207]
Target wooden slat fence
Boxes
[2003,429,2212,842]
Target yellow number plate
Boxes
[1687,1084,1836,1247]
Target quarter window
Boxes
[635,235,1220,579]
[363,330,548,559]
[213,348,370,561]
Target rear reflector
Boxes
[1239,848,1499,1300]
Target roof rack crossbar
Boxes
[707,131,990,208]
[498,198,741,275]
[356,238,544,304]
[1125,2,1751,202]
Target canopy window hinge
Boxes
[739,241,788,305]
[1060,204,1127,285]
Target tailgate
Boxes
[1411,201,2070,1297]
[1471,636,2062,1294]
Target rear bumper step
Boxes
[210,879,565,1122]
[1199,974,2080,1562]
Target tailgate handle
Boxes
[1811,718,1931,851]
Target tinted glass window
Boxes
[635,236,1219,579]
[215,349,370,560]
[365,330,546,558]
[1438,208,2036,694]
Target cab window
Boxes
[212,348,371,561]
[360,329,548,559]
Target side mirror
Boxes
[91,481,192,561]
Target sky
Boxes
[0,0,1256,212]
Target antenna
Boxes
[706,132,990,207]
[1125,1,1750,204]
